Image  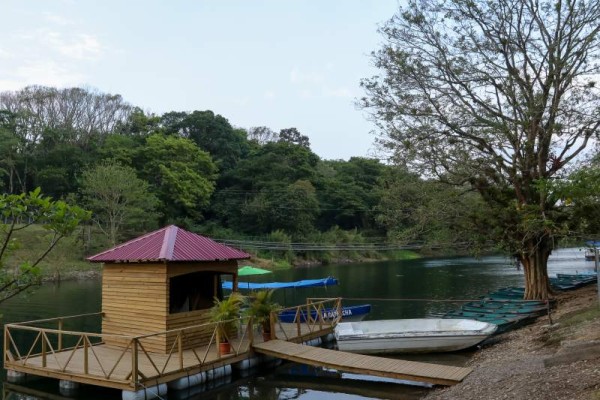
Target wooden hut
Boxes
[87,225,250,353]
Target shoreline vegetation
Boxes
[11,226,424,283]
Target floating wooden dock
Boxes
[253,340,472,386]
[3,302,339,392]
[4,298,471,393]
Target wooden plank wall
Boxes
[165,310,213,350]
[102,263,168,352]
[101,261,241,353]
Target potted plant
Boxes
[209,292,245,355]
[245,289,280,341]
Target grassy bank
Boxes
[4,225,422,279]
[5,225,101,281]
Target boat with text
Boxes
[222,277,372,323]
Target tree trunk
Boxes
[519,237,552,300]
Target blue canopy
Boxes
[586,241,600,247]
[222,276,338,290]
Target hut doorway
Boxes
[169,271,222,314]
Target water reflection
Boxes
[1,249,594,400]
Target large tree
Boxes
[81,161,159,245]
[362,0,600,299]
[139,134,218,224]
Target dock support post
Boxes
[131,338,139,388]
[58,318,63,351]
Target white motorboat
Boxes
[334,318,497,354]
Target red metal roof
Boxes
[87,225,250,263]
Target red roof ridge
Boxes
[87,226,170,260]
[86,225,250,263]
[158,225,178,259]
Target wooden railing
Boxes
[3,298,342,390]
[270,297,342,341]
[4,313,256,389]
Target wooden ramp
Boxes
[253,340,471,386]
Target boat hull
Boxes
[334,319,497,354]
[278,304,371,323]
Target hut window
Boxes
[169,271,220,314]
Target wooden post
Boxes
[296,309,301,336]
[269,311,275,340]
[58,319,63,351]
[41,330,47,368]
[131,339,138,387]
[594,247,600,304]
[178,333,183,370]
[83,335,89,374]
[216,325,222,359]
[248,317,254,344]
[233,273,239,292]
[4,326,8,364]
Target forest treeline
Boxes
[0,86,501,262]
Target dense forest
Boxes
[0,86,491,263]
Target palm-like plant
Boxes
[245,289,280,336]
[209,292,246,343]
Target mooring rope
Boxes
[342,297,547,303]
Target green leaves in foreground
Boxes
[0,188,90,304]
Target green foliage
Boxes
[376,167,486,251]
[161,110,249,172]
[542,166,600,236]
[316,158,385,232]
[139,134,218,223]
[81,160,159,245]
[0,188,90,304]
[245,289,280,332]
[361,0,600,297]
[209,291,246,342]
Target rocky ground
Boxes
[423,285,600,400]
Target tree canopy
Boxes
[362,0,600,298]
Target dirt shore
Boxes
[424,285,600,400]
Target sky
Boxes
[0,1,401,160]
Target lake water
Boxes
[1,247,594,399]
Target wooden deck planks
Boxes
[253,340,471,386]
[7,337,252,390]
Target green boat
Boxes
[462,301,547,316]
[440,311,524,333]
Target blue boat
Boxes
[222,276,339,290]
[222,276,372,323]
[278,304,372,323]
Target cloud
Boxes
[44,32,104,60]
[290,67,325,85]
[263,90,276,99]
[323,86,353,98]
[0,61,86,91]
[43,12,74,26]
[0,48,12,59]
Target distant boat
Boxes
[278,304,371,323]
[334,318,497,354]
[222,276,339,290]
[584,241,600,261]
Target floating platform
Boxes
[253,339,471,386]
